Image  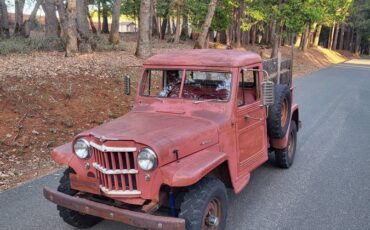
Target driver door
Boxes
[236,66,268,175]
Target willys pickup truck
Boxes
[44,49,300,230]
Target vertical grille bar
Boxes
[125,152,133,190]
[103,153,113,190]
[110,152,119,190]
[118,152,127,190]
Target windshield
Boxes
[141,69,231,101]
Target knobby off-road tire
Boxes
[275,121,297,168]
[57,168,102,229]
[268,84,292,138]
[179,177,228,230]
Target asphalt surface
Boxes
[1,59,370,230]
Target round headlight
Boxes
[138,148,157,171]
[74,138,91,159]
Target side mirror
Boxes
[123,75,131,95]
[261,80,274,106]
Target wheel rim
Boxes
[202,198,221,230]
[281,98,288,128]
[288,129,295,159]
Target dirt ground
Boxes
[0,35,355,191]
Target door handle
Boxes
[244,115,263,121]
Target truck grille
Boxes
[90,142,140,195]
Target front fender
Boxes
[51,142,74,165]
[160,148,227,187]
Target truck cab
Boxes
[44,49,300,230]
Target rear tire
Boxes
[179,178,228,230]
[268,84,292,138]
[275,121,297,168]
[57,168,102,229]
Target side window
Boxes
[237,67,259,107]
[142,70,182,98]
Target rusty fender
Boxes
[160,149,227,187]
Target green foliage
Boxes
[186,0,233,32]
[121,0,140,19]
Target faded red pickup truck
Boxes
[44,49,300,230]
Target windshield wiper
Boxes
[193,99,222,104]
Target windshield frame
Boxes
[139,67,233,103]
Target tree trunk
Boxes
[194,0,218,49]
[87,9,97,34]
[166,15,171,35]
[97,0,101,32]
[234,0,243,48]
[294,33,302,47]
[312,24,321,47]
[102,0,109,33]
[42,0,59,38]
[14,0,25,35]
[65,0,78,57]
[151,0,159,37]
[333,22,339,50]
[76,0,93,52]
[308,22,317,46]
[270,20,279,57]
[180,9,188,40]
[349,26,354,52]
[354,30,361,55]
[226,26,231,47]
[22,0,42,38]
[328,22,335,49]
[135,0,152,58]
[0,0,10,38]
[56,0,68,38]
[160,17,168,39]
[338,23,345,50]
[301,24,311,51]
[174,1,182,43]
[109,0,121,44]
[300,25,310,51]
[251,25,256,46]
[264,22,270,44]
[344,26,351,50]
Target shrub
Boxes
[0,37,65,55]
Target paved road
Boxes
[1,59,370,230]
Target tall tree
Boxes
[76,0,93,52]
[180,8,188,40]
[14,0,25,35]
[109,0,122,44]
[174,0,183,43]
[194,0,218,49]
[97,0,101,32]
[102,0,109,33]
[42,0,59,38]
[136,0,152,58]
[0,0,10,38]
[312,24,322,47]
[22,0,42,38]
[65,0,78,56]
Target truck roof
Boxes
[144,49,262,68]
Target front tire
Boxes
[57,168,102,229]
[275,121,297,168]
[179,178,228,230]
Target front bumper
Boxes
[43,186,185,230]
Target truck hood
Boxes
[80,111,219,166]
